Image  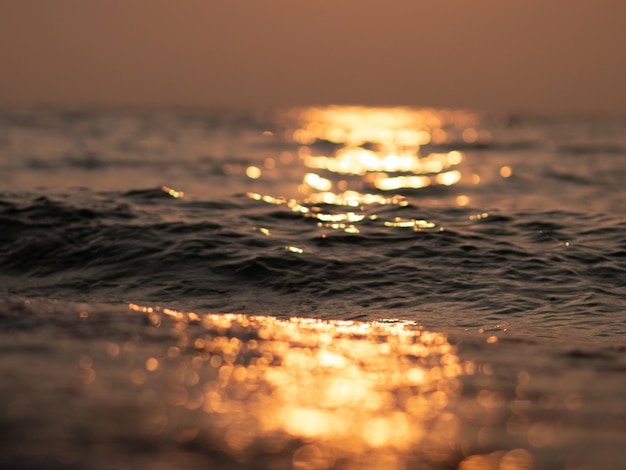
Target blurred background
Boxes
[1,0,625,114]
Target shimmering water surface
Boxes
[0,106,625,469]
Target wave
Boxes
[1,188,624,343]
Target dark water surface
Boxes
[1,106,625,342]
[0,106,625,469]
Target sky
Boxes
[1,0,625,114]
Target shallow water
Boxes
[0,106,625,468]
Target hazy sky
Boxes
[1,0,624,114]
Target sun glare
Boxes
[126,304,471,467]
[245,106,478,235]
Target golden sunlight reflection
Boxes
[285,107,469,194]
[246,165,262,179]
[282,106,477,148]
[456,195,470,207]
[500,166,513,178]
[384,218,436,230]
[459,448,534,470]
[247,111,470,234]
[245,106,480,235]
[303,149,463,177]
[161,185,184,198]
[304,172,332,192]
[247,190,437,235]
[129,304,472,466]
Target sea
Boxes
[0,106,624,469]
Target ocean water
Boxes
[0,106,625,469]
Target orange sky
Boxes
[1,0,624,114]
